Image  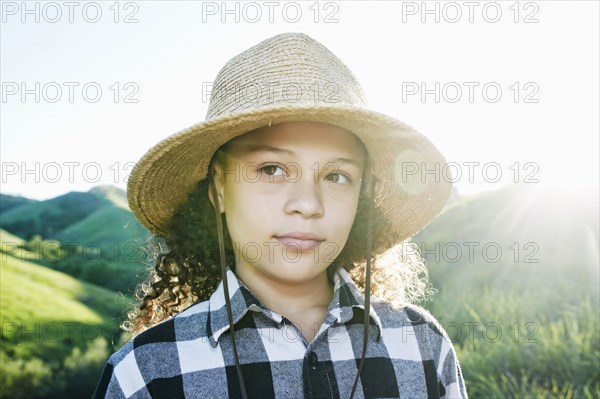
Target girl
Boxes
[94,32,467,399]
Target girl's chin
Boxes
[256,264,330,284]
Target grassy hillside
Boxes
[0,249,131,398]
[56,187,150,267]
[0,186,150,294]
[0,193,38,213]
[0,191,103,239]
[0,185,148,243]
[1,252,128,358]
[416,183,600,397]
[0,228,25,246]
[56,202,147,246]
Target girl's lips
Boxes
[276,237,322,250]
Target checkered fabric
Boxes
[93,268,467,398]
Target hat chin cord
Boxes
[209,175,249,399]
[209,174,377,399]
[349,176,377,399]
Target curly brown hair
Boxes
[122,145,434,337]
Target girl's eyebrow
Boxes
[245,144,295,157]
[244,144,363,169]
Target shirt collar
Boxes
[329,267,384,341]
[207,267,259,347]
[207,267,383,347]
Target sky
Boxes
[1,0,599,201]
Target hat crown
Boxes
[128,32,451,241]
[206,33,367,119]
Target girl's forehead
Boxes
[224,121,367,160]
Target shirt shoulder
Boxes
[95,300,212,397]
[372,300,445,335]
[371,300,468,398]
[108,301,208,376]
[372,301,452,364]
[129,298,211,350]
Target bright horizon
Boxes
[2,1,598,202]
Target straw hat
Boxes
[127,32,452,241]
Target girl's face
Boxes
[212,121,366,286]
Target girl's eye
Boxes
[258,164,285,177]
[325,172,351,184]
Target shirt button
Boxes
[308,352,318,370]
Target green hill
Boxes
[416,183,600,397]
[416,183,599,297]
[0,228,25,246]
[1,191,102,239]
[56,200,147,245]
[0,185,148,243]
[0,186,151,294]
[1,252,127,358]
[0,248,131,398]
[0,193,38,213]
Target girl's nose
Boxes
[283,176,324,218]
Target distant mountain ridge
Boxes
[0,193,38,213]
[0,186,150,293]
[0,185,148,244]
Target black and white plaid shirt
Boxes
[93,267,467,398]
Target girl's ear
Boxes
[208,162,225,213]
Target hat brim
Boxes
[127,104,452,241]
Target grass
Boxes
[0,229,133,398]
[422,279,600,397]
[0,251,129,362]
[418,185,600,398]
[0,229,25,245]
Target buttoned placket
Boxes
[251,301,345,399]
[302,311,342,399]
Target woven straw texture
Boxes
[127,32,452,241]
